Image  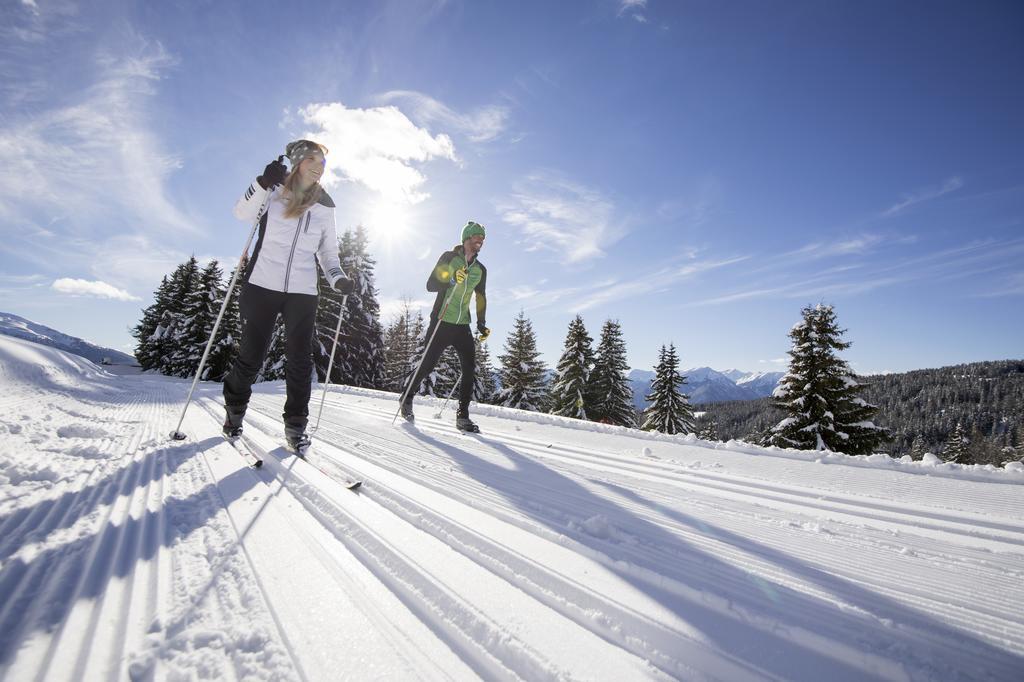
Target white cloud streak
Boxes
[618,1,647,15]
[498,174,625,264]
[52,278,140,301]
[687,236,1024,307]
[0,36,192,237]
[298,101,457,204]
[377,90,509,143]
[882,176,963,217]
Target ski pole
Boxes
[170,191,271,441]
[310,292,348,435]
[392,285,458,425]
[434,332,487,419]
[434,373,460,419]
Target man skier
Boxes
[400,221,490,432]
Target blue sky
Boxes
[1,0,1022,376]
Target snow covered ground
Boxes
[1,333,1022,681]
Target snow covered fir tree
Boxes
[203,262,245,382]
[473,337,498,404]
[641,343,696,435]
[258,317,288,382]
[495,311,549,411]
[132,253,199,372]
[403,325,446,399]
[549,315,595,420]
[165,259,225,379]
[316,227,385,389]
[588,319,637,427]
[766,304,890,454]
[382,300,424,393]
[943,422,971,464]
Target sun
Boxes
[362,200,412,249]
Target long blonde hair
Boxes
[280,169,323,219]
[280,140,327,219]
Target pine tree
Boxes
[383,300,424,392]
[436,346,464,399]
[588,319,636,426]
[474,337,498,404]
[641,344,696,435]
[909,433,928,460]
[766,304,890,454]
[205,261,245,382]
[133,274,174,371]
[495,310,549,411]
[258,316,287,382]
[696,418,720,441]
[167,259,224,378]
[313,271,347,383]
[316,226,385,388]
[549,315,595,419]
[151,256,200,375]
[406,324,443,398]
[943,422,971,464]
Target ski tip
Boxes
[253,459,264,468]
[347,480,363,490]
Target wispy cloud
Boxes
[503,252,750,315]
[52,278,140,301]
[617,0,648,22]
[376,90,509,143]
[569,256,750,312]
[655,178,722,231]
[0,20,200,303]
[0,273,47,286]
[882,176,963,217]
[498,173,625,264]
[0,34,191,236]
[688,235,1024,307]
[298,101,457,204]
[978,271,1024,297]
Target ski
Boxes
[225,435,263,468]
[291,444,362,490]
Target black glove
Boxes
[476,323,490,341]
[257,156,287,189]
[333,276,355,294]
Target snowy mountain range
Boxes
[629,366,784,408]
[0,311,136,365]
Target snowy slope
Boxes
[0,311,136,365]
[735,371,786,398]
[1,334,1023,681]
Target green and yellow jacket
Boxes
[427,245,487,329]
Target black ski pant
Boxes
[404,321,475,412]
[223,282,318,429]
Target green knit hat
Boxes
[461,221,486,243]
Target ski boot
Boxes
[400,400,415,423]
[455,409,480,433]
[223,404,245,440]
[285,432,312,454]
[284,418,311,455]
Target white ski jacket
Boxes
[233,180,344,296]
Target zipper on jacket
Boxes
[456,256,474,324]
[283,211,309,293]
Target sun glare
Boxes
[364,200,412,248]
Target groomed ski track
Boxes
[1,337,1023,681]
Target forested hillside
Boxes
[701,360,1024,465]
